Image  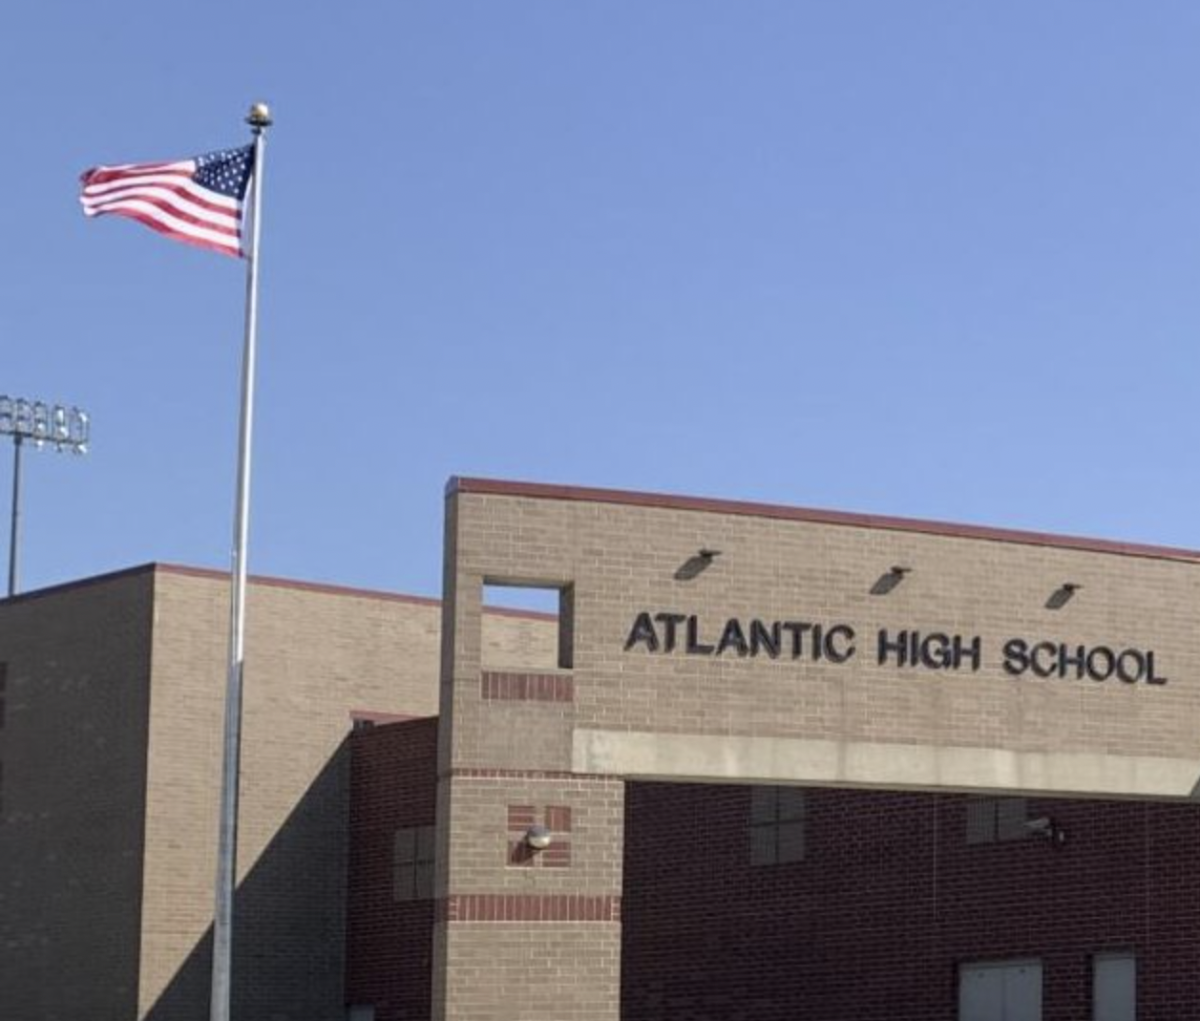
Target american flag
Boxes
[79,146,255,258]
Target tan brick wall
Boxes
[437,924,622,1021]
[136,566,559,1021]
[0,569,154,1021]
[1,561,557,1021]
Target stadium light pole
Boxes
[0,395,90,597]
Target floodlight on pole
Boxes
[0,395,90,597]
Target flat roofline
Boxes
[0,562,551,620]
[155,563,445,607]
[448,476,1200,565]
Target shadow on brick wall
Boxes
[143,737,351,1021]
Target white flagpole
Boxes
[210,100,271,1021]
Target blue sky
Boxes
[3,2,1200,599]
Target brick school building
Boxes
[3,478,1200,1020]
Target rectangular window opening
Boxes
[749,786,806,866]
[966,797,1029,845]
[483,581,574,671]
[392,825,436,902]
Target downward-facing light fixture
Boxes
[1046,583,1081,611]
[675,548,722,582]
[871,565,912,596]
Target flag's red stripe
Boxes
[88,195,241,241]
[85,178,238,220]
[80,163,191,187]
[100,207,242,258]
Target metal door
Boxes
[1093,954,1135,1021]
[959,960,1043,1021]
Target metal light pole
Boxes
[0,396,90,597]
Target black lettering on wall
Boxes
[1059,645,1087,680]
[1086,647,1115,682]
[825,625,856,664]
[781,622,812,660]
[920,634,952,670]
[878,629,909,667]
[655,613,687,653]
[625,613,659,653]
[955,635,982,672]
[686,615,715,655]
[1116,650,1145,684]
[1003,639,1029,676]
[717,619,750,657]
[750,620,781,659]
[1030,642,1057,679]
[1147,652,1168,685]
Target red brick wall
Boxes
[346,717,439,1021]
[622,783,1200,1020]
[348,730,1200,1020]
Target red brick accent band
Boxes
[447,476,1200,565]
[507,804,537,830]
[481,671,574,703]
[439,893,620,923]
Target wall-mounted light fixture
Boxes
[1045,583,1081,611]
[1025,816,1067,846]
[524,825,553,852]
[675,548,722,582]
[870,565,912,596]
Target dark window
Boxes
[750,786,806,866]
[393,825,435,901]
[966,797,1029,844]
[0,661,6,729]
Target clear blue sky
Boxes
[3,2,1200,600]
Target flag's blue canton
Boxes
[194,146,254,200]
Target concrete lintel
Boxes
[572,729,1200,800]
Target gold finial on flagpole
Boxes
[246,101,272,131]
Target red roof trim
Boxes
[447,477,1200,564]
[154,563,444,607]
